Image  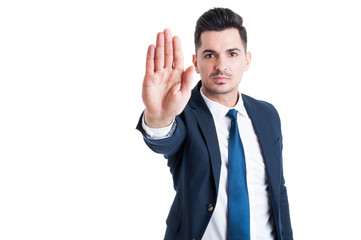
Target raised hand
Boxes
[142,29,194,128]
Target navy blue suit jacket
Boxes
[136,81,293,240]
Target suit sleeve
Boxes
[279,134,293,240]
[136,112,186,159]
[266,102,293,239]
[280,176,293,239]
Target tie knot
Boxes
[226,109,238,121]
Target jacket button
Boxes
[207,204,214,212]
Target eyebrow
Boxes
[201,49,216,55]
[201,48,242,55]
[227,48,242,53]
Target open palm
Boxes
[142,29,193,128]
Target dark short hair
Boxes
[194,8,247,53]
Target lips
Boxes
[212,76,230,84]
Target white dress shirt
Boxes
[142,88,275,240]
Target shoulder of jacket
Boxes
[242,93,277,112]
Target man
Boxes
[136,8,293,240]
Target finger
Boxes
[182,66,194,93]
[173,36,184,71]
[145,44,155,74]
[164,29,173,69]
[154,32,165,71]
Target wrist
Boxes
[144,110,174,128]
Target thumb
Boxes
[181,66,194,93]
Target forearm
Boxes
[136,112,186,158]
[142,113,176,140]
[280,178,293,240]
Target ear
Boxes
[192,54,200,73]
[244,51,251,71]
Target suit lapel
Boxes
[189,82,222,194]
[187,85,280,200]
[242,94,281,200]
[242,94,267,147]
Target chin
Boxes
[207,85,235,95]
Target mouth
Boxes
[212,76,230,84]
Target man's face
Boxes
[193,28,251,106]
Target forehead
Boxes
[198,28,244,53]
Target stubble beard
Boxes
[204,83,236,95]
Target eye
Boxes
[205,54,215,59]
[230,52,238,57]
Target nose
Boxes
[214,55,228,72]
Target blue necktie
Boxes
[226,109,250,240]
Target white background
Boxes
[1,0,360,239]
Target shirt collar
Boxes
[200,87,249,119]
